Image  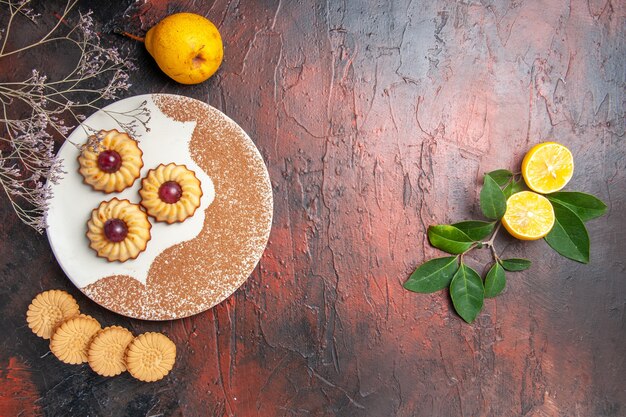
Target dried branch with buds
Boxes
[0,0,150,233]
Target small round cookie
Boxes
[88,326,134,377]
[139,163,203,224]
[26,290,80,339]
[125,332,176,382]
[78,129,144,193]
[87,198,152,262]
[50,314,101,365]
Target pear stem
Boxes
[113,27,145,43]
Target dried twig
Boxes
[0,0,149,233]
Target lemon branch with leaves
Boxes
[404,143,607,323]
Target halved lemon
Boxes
[502,191,555,240]
[522,142,574,193]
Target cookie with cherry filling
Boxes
[78,129,143,193]
[87,198,152,262]
[139,163,202,224]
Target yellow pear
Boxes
[144,13,223,85]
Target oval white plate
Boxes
[46,94,273,320]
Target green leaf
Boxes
[451,221,496,241]
[544,201,590,263]
[486,169,513,186]
[427,225,474,254]
[484,263,506,298]
[503,179,524,198]
[404,256,459,293]
[450,263,484,323]
[499,258,532,271]
[546,192,607,222]
[480,174,507,219]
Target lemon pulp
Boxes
[522,142,574,194]
[502,191,555,240]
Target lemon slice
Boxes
[522,142,574,193]
[502,191,555,240]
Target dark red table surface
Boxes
[1,1,625,416]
